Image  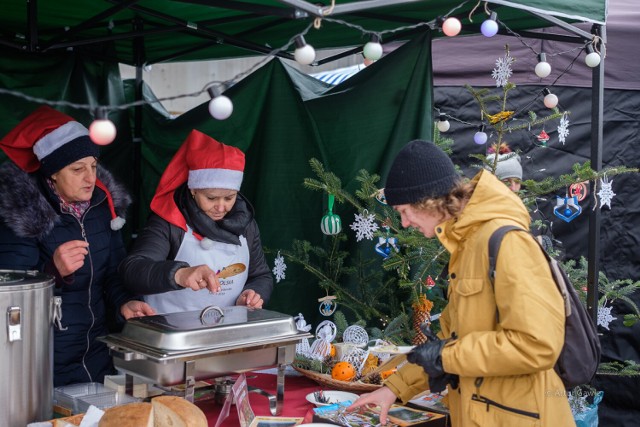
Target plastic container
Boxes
[54,382,139,414]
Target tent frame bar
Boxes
[278,0,424,17]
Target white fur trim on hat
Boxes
[110,216,126,231]
[188,168,243,190]
[33,121,90,161]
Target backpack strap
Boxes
[488,225,572,323]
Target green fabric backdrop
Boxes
[0,31,433,321]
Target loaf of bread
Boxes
[51,413,84,426]
[98,402,153,427]
[152,395,208,427]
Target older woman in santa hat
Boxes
[0,106,155,386]
[119,129,273,314]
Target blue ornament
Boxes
[554,195,582,223]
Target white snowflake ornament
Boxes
[598,176,616,209]
[272,251,287,283]
[491,53,514,87]
[350,209,379,241]
[597,304,617,330]
[557,114,570,145]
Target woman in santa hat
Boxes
[0,106,156,387]
[118,129,273,314]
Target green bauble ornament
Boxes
[320,194,342,235]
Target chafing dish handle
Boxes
[199,305,224,324]
[109,347,147,361]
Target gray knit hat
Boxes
[487,152,522,180]
[384,140,459,206]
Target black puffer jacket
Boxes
[119,189,273,303]
[0,162,135,386]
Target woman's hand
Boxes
[174,265,221,293]
[121,300,156,319]
[235,289,263,308]
[346,386,398,425]
[53,240,89,277]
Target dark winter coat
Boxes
[0,162,135,386]
[119,190,273,303]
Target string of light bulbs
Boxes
[0,0,605,147]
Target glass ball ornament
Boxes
[294,43,315,65]
[585,51,601,68]
[320,213,342,235]
[89,119,117,145]
[543,93,559,109]
[363,40,383,61]
[209,95,233,120]
[480,17,499,37]
[437,118,450,132]
[474,130,488,145]
[442,17,462,37]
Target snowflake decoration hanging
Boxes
[597,177,616,209]
[597,304,617,330]
[491,53,514,87]
[272,251,287,283]
[350,209,379,241]
[557,115,570,145]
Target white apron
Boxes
[145,226,250,314]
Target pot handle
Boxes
[52,296,68,331]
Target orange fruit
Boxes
[330,344,336,358]
[331,361,357,381]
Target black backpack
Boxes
[488,225,601,389]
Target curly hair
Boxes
[412,178,476,219]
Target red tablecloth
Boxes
[199,372,320,425]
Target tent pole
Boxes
[132,17,145,238]
[587,24,606,324]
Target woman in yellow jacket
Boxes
[348,140,573,426]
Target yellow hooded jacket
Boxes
[385,170,574,427]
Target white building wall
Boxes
[119,49,363,115]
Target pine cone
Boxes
[412,294,434,345]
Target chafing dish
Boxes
[99,306,312,413]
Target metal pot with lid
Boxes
[0,270,55,427]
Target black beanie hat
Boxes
[384,140,459,206]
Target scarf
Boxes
[47,177,90,221]
[175,183,250,245]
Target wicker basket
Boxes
[291,365,382,393]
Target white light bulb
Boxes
[544,93,559,109]
[89,119,116,145]
[535,61,551,78]
[437,119,450,132]
[294,44,316,65]
[442,17,462,37]
[585,51,601,68]
[209,95,233,120]
[363,41,383,61]
[474,131,488,145]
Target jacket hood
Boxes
[0,162,131,239]
[440,170,530,249]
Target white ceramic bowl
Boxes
[305,390,359,407]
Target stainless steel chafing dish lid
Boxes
[115,306,301,351]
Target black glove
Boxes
[407,336,459,393]
[407,339,447,378]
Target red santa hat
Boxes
[0,106,125,230]
[0,106,99,176]
[150,129,245,231]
